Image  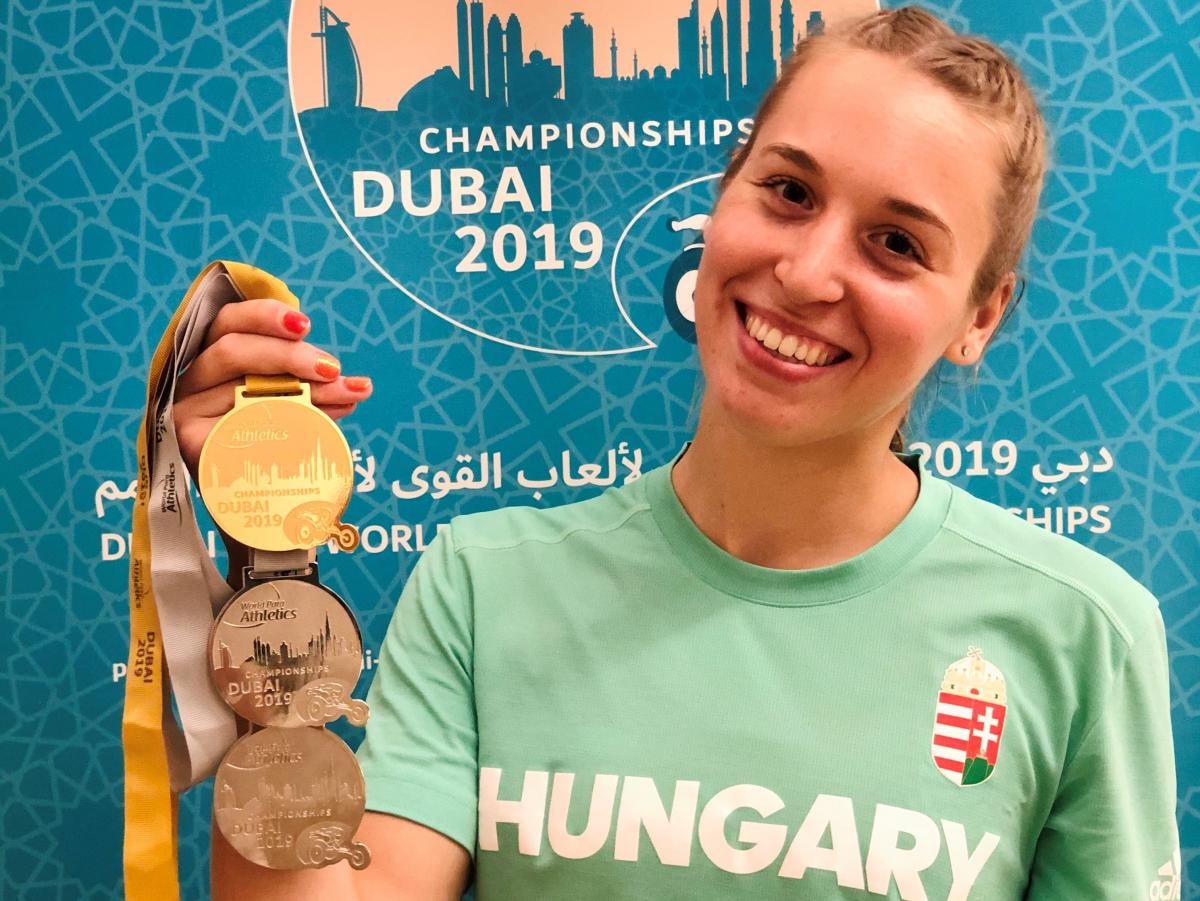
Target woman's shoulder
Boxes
[937,478,1162,644]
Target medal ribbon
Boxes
[123,261,300,900]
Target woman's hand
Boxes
[174,297,373,479]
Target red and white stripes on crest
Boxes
[932,691,978,780]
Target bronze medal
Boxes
[209,577,369,728]
[214,726,371,870]
[199,384,359,551]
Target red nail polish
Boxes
[283,311,309,335]
[344,376,371,392]
[314,356,341,379]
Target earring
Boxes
[960,344,971,359]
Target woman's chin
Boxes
[708,390,836,447]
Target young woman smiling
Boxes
[198,8,1179,899]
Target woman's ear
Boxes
[946,272,1016,365]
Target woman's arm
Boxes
[1022,611,1179,898]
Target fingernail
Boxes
[283,311,309,335]
[344,376,371,393]
[314,355,341,379]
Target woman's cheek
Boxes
[693,239,731,316]
[691,246,739,355]
[868,304,943,375]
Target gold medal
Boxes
[209,575,369,728]
[214,726,371,870]
[199,384,359,551]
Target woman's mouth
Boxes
[736,302,851,368]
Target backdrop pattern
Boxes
[1,0,1197,897]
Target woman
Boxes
[191,8,1179,899]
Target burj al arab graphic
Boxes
[312,7,363,108]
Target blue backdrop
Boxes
[1,0,1197,897]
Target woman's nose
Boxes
[772,217,849,305]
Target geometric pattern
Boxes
[929,2,1199,893]
[1,1,1197,898]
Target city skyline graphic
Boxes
[206,436,348,492]
[216,749,364,812]
[291,0,876,113]
[251,611,356,667]
[214,611,357,672]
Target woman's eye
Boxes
[877,229,924,262]
[760,177,812,208]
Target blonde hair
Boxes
[720,6,1048,452]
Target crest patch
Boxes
[931,646,1007,786]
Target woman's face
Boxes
[694,47,1011,452]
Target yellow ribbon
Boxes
[122,261,299,900]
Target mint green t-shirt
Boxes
[356,448,1179,899]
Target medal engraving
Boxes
[214,726,371,869]
[199,385,359,551]
[210,579,368,727]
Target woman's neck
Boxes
[671,409,920,571]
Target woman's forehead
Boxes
[751,49,1002,247]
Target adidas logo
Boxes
[1148,849,1181,900]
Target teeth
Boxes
[742,308,842,366]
